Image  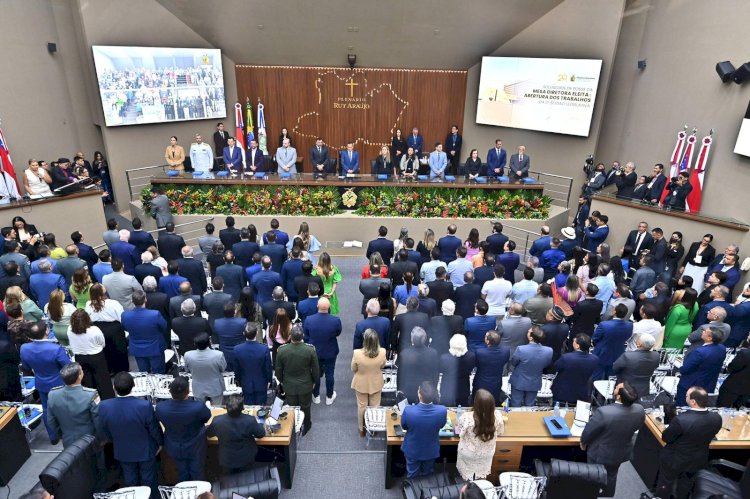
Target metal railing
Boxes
[498,223,540,260]
[91,217,214,251]
[528,170,575,208]
[125,164,168,202]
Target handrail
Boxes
[500,223,540,236]
[125,164,167,201]
[145,217,215,234]
[127,164,170,172]
[528,170,573,181]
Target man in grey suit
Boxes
[684,307,730,357]
[508,145,530,181]
[202,276,233,332]
[150,188,173,229]
[580,381,645,497]
[55,245,87,288]
[169,281,203,319]
[602,284,636,321]
[498,302,533,368]
[523,283,554,326]
[509,326,553,406]
[46,362,99,448]
[102,258,143,311]
[275,138,297,175]
[358,263,390,316]
[184,333,226,405]
[612,333,660,399]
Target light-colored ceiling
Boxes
[155,0,563,69]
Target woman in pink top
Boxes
[557,274,584,309]
[464,228,481,260]
[266,308,292,365]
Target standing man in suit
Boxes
[121,290,167,373]
[497,241,520,283]
[190,134,214,174]
[46,362,98,448]
[157,223,185,262]
[366,226,394,264]
[655,387,722,498]
[509,326,553,406]
[71,231,99,269]
[158,261,187,299]
[207,394,267,475]
[508,145,530,181]
[592,304,633,380]
[645,163,668,205]
[624,221,653,269]
[185,333,227,405]
[473,331,510,404]
[647,228,668,278]
[551,334,600,404]
[304,297,342,405]
[176,246,206,296]
[359,263,390,316]
[529,226,551,258]
[213,123,229,167]
[582,163,607,197]
[275,138,298,175]
[127,219,156,254]
[354,299,390,349]
[464,299,497,352]
[397,327,439,403]
[445,125,462,175]
[234,324,272,405]
[675,327,727,406]
[298,282,321,324]
[570,283,603,337]
[251,255,282,305]
[525,283,554,326]
[486,139,507,179]
[109,231,140,276]
[310,137,330,178]
[400,381,446,477]
[245,139,265,174]
[102,258,143,311]
[276,325,319,435]
[232,229,260,270]
[392,297,431,352]
[426,267,455,312]
[584,215,610,253]
[280,247,305,301]
[219,217,241,249]
[260,231,287,272]
[216,251,246,300]
[428,142,447,179]
[437,224,462,264]
[222,137,244,173]
[406,127,423,158]
[612,333,659,398]
[486,222,508,256]
[154,376,211,482]
[580,381,645,496]
[453,271,481,320]
[339,141,360,175]
[172,298,208,354]
[498,303,533,360]
[97,372,164,494]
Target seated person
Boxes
[207,393,266,475]
[463,149,483,180]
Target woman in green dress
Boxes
[313,252,342,315]
[663,287,699,349]
[69,267,93,309]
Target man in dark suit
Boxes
[280,247,305,301]
[464,299,497,352]
[207,394,266,474]
[444,125,462,175]
[154,376,211,482]
[473,253,496,288]
[497,241,520,283]
[645,163,668,204]
[429,300,463,355]
[397,327,439,403]
[529,226,551,258]
[580,381,645,496]
[508,145,530,181]
[97,372,164,494]
[366,226,394,264]
[400,381,446,477]
[202,276,233,332]
[294,260,324,302]
[259,230,287,272]
[234,324,273,405]
[694,285,734,328]
[128,219,156,254]
[675,327,727,406]
[612,333,659,399]
[143,276,170,324]
[473,331,510,404]
[222,137,244,172]
[110,231,140,276]
[219,216,241,249]
[655,387,723,498]
[276,325,319,435]
[647,228,668,278]
[157,223,186,263]
[251,256,282,306]
[541,307,569,372]
[404,238,423,267]
[392,296,431,352]
[261,286,297,326]
[551,334,600,404]
[121,290,168,373]
[232,228,260,270]
[703,253,741,298]
[213,123,229,166]
[176,245,207,296]
[304,297,342,405]
[426,266,454,314]
[406,127,424,157]
[718,331,750,407]
[592,303,633,380]
[245,139,265,174]
[339,141,360,175]
[726,286,750,348]
[171,298,208,355]
[169,282,203,319]
[354,299,391,349]
[486,222,508,256]
[213,304,247,373]
[453,270,481,320]
[71,231,99,269]
[437,224,462,264]
[570,283,603,337]
[359,263,390,316]
[297,282,321,324]
[416,284,437,317]
[624,221,653,268]
[390,249,419,288]
[310,137,332,178]
[486,139,507,179]
[134,252,162,285]
[0,261,28,300]
[215,250,246,300]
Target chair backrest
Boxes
[740,459,750,496]
[158,485,197,499]
[542,459,606,499]
[39,435,100,499]
[93,492,137,499]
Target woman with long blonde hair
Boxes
[313,252,342,315]
[417,228,436,264]
[44,289,76,346]
[4,286,43,321]
[351,328,386,437]
[287,221,321,264]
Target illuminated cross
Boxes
[346,78,359,97]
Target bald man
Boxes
[302,297,342,405]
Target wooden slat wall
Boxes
[235,65,467,173]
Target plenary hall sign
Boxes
[476,57,603,137]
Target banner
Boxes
[661,128,696,204]
[686,131,713,213]
[257,100,267,154]
[0,124,21,192]
[246,98,254,147]
[234,103,245,150]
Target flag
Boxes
[670,128,687,166]
[257,99,267,155]
[233,102,245,150]
[0,125,21,192]
[661,130,696,204]
[246,98,254,147]
[686,132,713,213]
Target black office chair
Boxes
[212,465,280,499]
[534,458,607,499]
[402,471,465,499]
[690,459,750,499]
[39,435,102,499]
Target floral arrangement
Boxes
[354,187,551,219]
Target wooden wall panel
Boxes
[236,65,467,173]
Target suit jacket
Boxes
[510,343,553,391]
[251,269,282,305]
[294,274,325,302]
[145,291,170,323]
[427,279,455,313]
[97,396,163,463]
[76,242,99,269]
[232,241,261,269]
[612,350,660,398]
[212,318,246,371]
[465,315,497,352]
[158,273,187,299]
[439,351,476,407]
[631,183,648,201]
[121,307,167,358]
[260,243,287,273]
[234,340,273,394]
[110,242,141,276]
[720,348,750,396]
[309,145,330,172]
[592,319,633,369]
[428,151,447,178]
[129,230,156,254]
[529,236,552,258]
[686,322,731,356]
[498,316,532,360]
[645,174,667,202]
[392,310,431,351]
[486,147,507,177]
[246,148,265,172]
[524,296,553,326]
[280,258,304,301]
[157,232,186,263]
[677,343,726,398]
[261,300,296,327]
[474,345,510,402]
[551,351,600,404]
[133,264,161,289]
[486,233,508,256]
[497,252,520,283]
[437,235,462,264]
[727,300,750,347]
[428,315,461,356]
[417,297,437,317]
[154,398,211,458]
[19,340,70,393]
[401,403,447,460]
[275,146,298,174]
[583,225,609,253]
[219,228,242,250]
[275,342,320,395]
[215,263,246,300]
[54,254,86,285]
[213,130,229,156]
[359,276,390,314]
[366,237,394,264]
[580,402,645,466]
[615,171,637,198]
[541,322,569,370]
[297,297,319,324]
[176,257,206,296]
[47,384,99,448]
[185,348,227,399]
[570,298,603,336]
[453,283,482,320]
[445,133,462,163]
[30,272,67,307]
[406,134,424,157]
[630,266,656,295]
[150,194,173,228]
[350,348,386,394]
[508,153,530,179]
[624,230,653,256]
[202,291,233,330]
[171,315,208,355]
[303,313,342,359]
[390,260,419,287]
[222,145,244,170]
[207,413,266,469]
[340,149,360,174]
[169,293,202,319]
[694,300,734,329]
[660,409,722,472]
[397,345,440,403]
[102,271,143,311]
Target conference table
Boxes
[384,409,581,488]
[631,412,750,489]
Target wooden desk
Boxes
[385,409,579,488]
[0,406,31,485]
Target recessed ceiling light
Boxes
[257,24,264,30]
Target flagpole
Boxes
[0,117,19,200]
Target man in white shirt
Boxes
[626,302,663,350]
[189,134,214,175]
[481,263,512,317]
[446,246,473,288]
[420,248,446,284]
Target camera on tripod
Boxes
[583,154,594,176]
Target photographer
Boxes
[663,171,692,212]
[614,161,637,199]
[582,162,606,197]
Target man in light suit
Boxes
[339,141,359,175]
[400,381,446,477]
[612,333,659,399]
[103,258,143,311]
[184,332,227,405]
[304,297,343,404]
[428,142,447,179]
[310,137,331,178]
[580,381,645,497]
[685,307,730,356]
[498,302,533,362]
[675,327,727,406]
[406,127,424,157]
[508,145,530,181]
[245,139,265,174]
[202,276,233,332]
[234,324,273,405]
[509,326,553,406]
[275,138,297,175]
[222,136,244,173]
[592,303,633,380]
[486,139,507,179]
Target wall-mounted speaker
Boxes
[732,62,750,84]
[47,42,57,54]
[716,61,735,83]
[637,59,647,70]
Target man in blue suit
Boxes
[437,224,462,264]
[213,303,247,372]
[694,285,734,328]
[127,218,156,254]
[464,299,496,351]
[584,215,609,253]
[486,222,508,256]
[280,247,305,301]
[246,139,265,173]
[529,226,551,258]
[727,285,750,347]
[159,261,188,299]
[497,241,520,283]
[428,143,447,179]
[259,231,287,272]
[366,226,394,264]
[354,299,390,349]
[406,127,424,158]
[154,376,211,482]
[340,142,360,175]
[486,139,507,179]
[29,260,67,307]
[703,253,741,298]
[262,219,290,247]
[215,251,246,300]
[121,290,168,373]
[20,321,70,442]
[297,282,321,323]
[251,255,282,305]
[645,163,668,204]
[98,372,164,494]
[400,381,446,477]
[176,246,207,296]
[71,231,99,269]
[551,334,600,404]
[540,238,566,281]
[591,304,633,380]
[676,327,727,406]
[110,230,141,276]
[473,331,510,404]
[509,326,553,406]
[303,297,342,405]
[232,228,260,270]
[222,137,244,172]
[233,324,273,405]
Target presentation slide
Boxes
[92,46,226,127]
[734,99,750,157]
[476,57,603,137]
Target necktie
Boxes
[635,233,643,254]
[349,152,352,161]
[318,146,321,153]
[519,154,523,162]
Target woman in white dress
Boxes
[22,159,53,196]
[455,388,505,481]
